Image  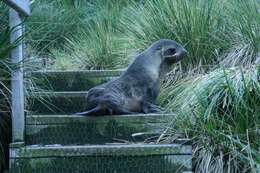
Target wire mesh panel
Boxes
[10,144,192,173]
[15,70,193,173]
[25,114,171,145]
[26,70,124,114]
[27,70,124,91]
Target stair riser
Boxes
[26,115,171,145]
[10,144,192,173]
[19,70,193,173]
[11,155,191,173]
[27,95,87,114]
[26,123,167,145]
[28,70,122,91]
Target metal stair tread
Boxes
[26,69,123,92]
[18,69,193,173]
[27,69,124,77]
[25,114,175,145]
[26,113,173,124]
[28,91,88,97]
[11,143,192,158]
[10,143,193,172]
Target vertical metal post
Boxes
[9,9,24,143]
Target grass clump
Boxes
[51,23,128,70]
[26,0,91,54]
[221,0,260,67]
[121,0,230,68]
[49,1,131,70]
[26,0,135,70]
[0,2,12,171]
[24,0,260,70]
[121,0,260,69]
[158,66,260,172]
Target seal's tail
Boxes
[75,105,104,116]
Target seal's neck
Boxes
[125,50,163,83]
[159,62,171,81]
[143,51,162,80]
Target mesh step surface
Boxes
[10,144,192,173]
[26,114,173,145]
[27,70,124,114]
[16,69,193,172]
[27,91,88,114]
[27,70,123,91]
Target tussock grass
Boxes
[26,0,260,70]
[26,0,136,69]
[26,0,91,54]
[121,0,260,69]
[121,0,230,68]
[51,23,128,70]
[0,3,12,170]
[158,66,260,172]
[221,0,260,67]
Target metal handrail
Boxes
[3,0,30,145]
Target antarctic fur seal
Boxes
[76,39,187,116]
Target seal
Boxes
[76,39,187,116]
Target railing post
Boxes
[9,9,25,143]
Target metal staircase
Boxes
[4,2,192,172]
[10,70,192,173]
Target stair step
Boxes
[27,91,88,114]
[27,70,123,91]
[10,144,192,173]
[25,114,174,145]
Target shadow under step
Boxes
[27,70,123,91]
[26,114,177,145]
[10,143,192,173]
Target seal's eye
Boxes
[163,48,176,57]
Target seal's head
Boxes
[151,39,187,64]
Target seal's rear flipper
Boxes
[75,105,103,116]
[75,103,140,116]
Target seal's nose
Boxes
[174,48,187,58]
